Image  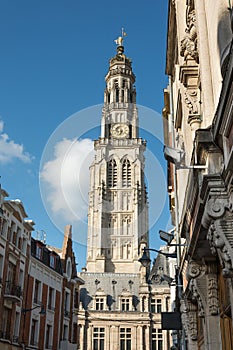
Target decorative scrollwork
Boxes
[184,90,198,114]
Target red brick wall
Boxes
[53,290,61,350]
[38,283,48,349]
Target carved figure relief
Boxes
[180,1,199,63]
[207,219,233,276]
[189,279,205,317]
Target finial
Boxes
[114,27,127,47]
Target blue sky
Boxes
[0,0,171,269]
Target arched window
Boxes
[122,159,131,187]
[114,79,119,103]
[107,159,117,188]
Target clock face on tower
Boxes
[111,123,129,138]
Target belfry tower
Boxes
[78,34,170,350]
[86,34,148,273]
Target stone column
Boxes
[111,325,117,350]
[131,326,137,350]
[145,325,150,350]
[79,325,84,350]
[105,325,110,350]
[87,325,92,350]
[138,325,143,350]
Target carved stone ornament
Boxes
[184,89,198,114]
[186,260,204,281]
[180,298,198,341]
[180,1,199,63]
[189,279,205,317]
[202,196,229,229]
[207,219,233,277]
[228,189,233,212]
[207,274,219,315]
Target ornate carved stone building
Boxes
[163,0,233,349]
[78,38,171,350]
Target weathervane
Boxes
[114,27,127,46]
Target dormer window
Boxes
[36,245,43,260]
[94,289,106,311]
[120,290,132,311]
[121,298,130,311]
[50,254,56,269]
[96,298,104,311]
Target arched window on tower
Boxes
[122,159,131,187]
[116,89,119,102]
[114,79,119,103]
[107,159,117,188]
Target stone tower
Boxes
[78,35,170,350]
[86,38,148,273]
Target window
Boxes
[45,324,52,348]
[107,159,117,188]
[96,298,104,310]
[121,298,130,311]
[120,328,131,350]
[152,329,163,350]
[48,287,54,310]
[7,262,16,284]
[22,238,27,254]
[72,322,78,343]
[34,279,41,304]
[0,254,4,280]
[19,269,24,289]
[74,289,79,308]
[93,327,105,350]
[2,307,11,340]
[30,319,38,346]
[36,244,43,259]
[50,254,56,269]
[66,259,72,279]
[13,312,20,342]
[151,298,162,313]
[122,159,131,187]
[114,79,119,103]
[64,291,70,317]
[63,325,68,341]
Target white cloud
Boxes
[40,138,94,223]
[0,119,32,164]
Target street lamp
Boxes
[138,247,177,268]
[159,230,187,247]
[22,305,46,315]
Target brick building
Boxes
[0,188,83,350]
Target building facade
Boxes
[0,189,83,350]
[78,37,171,350]
[0,189,34,349]
[163,0,233,349]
